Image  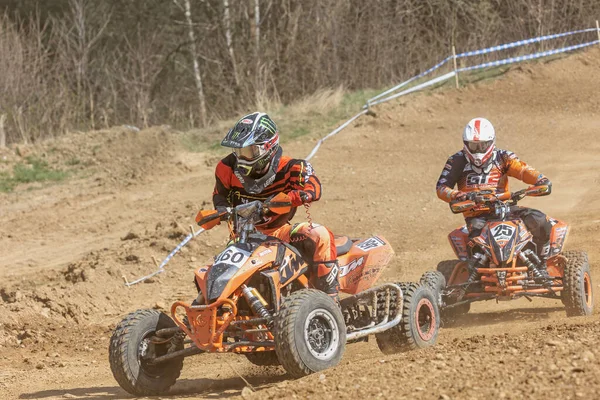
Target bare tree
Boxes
[174,0,207,126]
[222,0,240,88]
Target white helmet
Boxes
[463,117,496,167]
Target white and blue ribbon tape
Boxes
[458,40,599,72]
[367,56,453,104]
[455,28,597,58]
[125,227,205,286]
[367,71,456,107]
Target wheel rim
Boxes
[303,308,339,361]
[138,329,170,377]
[584,272,593,308]
[415,299,436,341]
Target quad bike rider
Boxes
[212,112,340,302]
[423,117,593,319]
[108,113,440,397]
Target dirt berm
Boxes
[0,49,599,400]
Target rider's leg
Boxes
[288,222,340,302]
[516,208,552,259]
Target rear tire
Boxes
[437,260,471,317]
[375,283,439,354]
[562,251,593,317]
[420,271,446,308]
[109,309,184,396]
[245,351,280,367]
[274,289,346,378]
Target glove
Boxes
[534,177,552,196]
[289,191,312,207]
[454,191,477,202]
[535,177,551,186]
[216,206,231,221]
[299,192,311,204]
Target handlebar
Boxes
[195,193,293,231]
[449,184,550,214]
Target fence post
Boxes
[0,114,6,149]
[596,20,600,47]
[452,45,460,88]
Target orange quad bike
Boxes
[109,193,440,396]
[420,184,593,321]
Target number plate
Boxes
[355,237,386,251]
[214,246,251,268]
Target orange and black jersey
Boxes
[436,149,545,216]
[213,154,322,231]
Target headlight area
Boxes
[205,263,239,301]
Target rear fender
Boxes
[338,235,395,295]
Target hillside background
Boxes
[1,0,599,144]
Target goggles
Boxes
[465,140,493,154]
[233,144,267,162]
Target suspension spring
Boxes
[304,203,314,229]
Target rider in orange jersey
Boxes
[436,117,553,259]
[213,112,339,301]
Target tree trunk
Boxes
[222,0,240,88]
[182,0,207,126]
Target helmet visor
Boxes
[233,144,266,162]
[465,140,493,154]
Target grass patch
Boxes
[180,87,382,154]
[0,156,68,193]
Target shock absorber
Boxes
[519,250,550,281]
[241,285,272,321]
[458,253,488,300]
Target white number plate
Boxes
[214,246,251,268]
[356,237,386,252]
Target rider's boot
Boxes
[315,261,340,305]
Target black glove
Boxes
[299,191,311,204]
[216,206,231,220]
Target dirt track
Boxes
[1,49,599,400]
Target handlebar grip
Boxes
[450,200,477,214]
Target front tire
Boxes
[109,309,184,396]
[562,251,593,317]
[274,289,346,378]
[376,283,439,354]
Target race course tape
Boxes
[125,227,205,286]
[455,28,597,58]
[458,40,600,72]
[305,109,368,161]
[367,71,456,107]
[367,56,452,104]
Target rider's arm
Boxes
[287,160,321,207]
[212,160,232,208]
[436,152,467,203]
[503,151,547,185]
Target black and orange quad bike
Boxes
[109,193,440,396]
[420,184,593,322]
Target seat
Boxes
[334,236,353,256]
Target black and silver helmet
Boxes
[222,112,280,179]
